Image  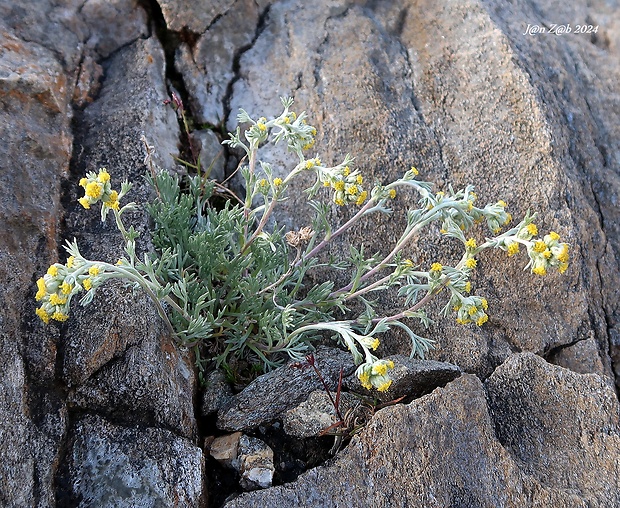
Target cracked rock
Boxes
[217,346,355,432]
[235,435,275,491]
[282,390,360,438]
[210,431,243,469]
[60,414,205,506]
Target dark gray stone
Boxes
[217,347,355,432]
[61,414,205,507]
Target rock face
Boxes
[226,354,620,507]
[59,414,204,507]
[1,0,619,506]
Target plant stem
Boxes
[298,199,375,265]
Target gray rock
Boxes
[235,435,274,491]
[80,0,148,59]
[547,336,609,378]
[72,54,104,107]
[175,0,262,124]
[158,0,232,33]
[62,35,180,386]
[282,390,360,438]
[345,355,462,402]
[201,368,234,418]
[68,323,198,440]
[210,431,242,468]
[61,414,205,507]
[0,14,75,507]
[225,356,620,507]
[0,1,85,71]
[217,347,355,431]
[485,352,620,500]
[192,129,226,182]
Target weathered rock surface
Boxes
[217,347,356,432]
[282,390,360,438]
[235,435,275,491]
[226,354,620,507]
[210,432,243,468]
[59,414,205,506]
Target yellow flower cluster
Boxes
[455,296,489,326]
[356,359,395,392]
[35,257,103,325]
[320,165,367,206]
[473,200,512,234]
[78,169,120,211]
[526,230,569,275]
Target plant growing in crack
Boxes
[294,353,405,454]
[34,97,570,390]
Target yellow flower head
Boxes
[49,294,67,306]
[533,240,547,253]
[85,181,103,199]
[273,178,283,186]
[334,181,345,192]
[35,278,46,301]
[47,265,59,277]
[36,307,50,324]
[358,370,371,390]
[88,266,100,276]
[557,244,569,263]
[465,258,477,269]
[97,169,111,183]
[67,256,75,269]
[465,238,477,249]
[389,189,397,199]
[79,177,88,188]
[78,197,91,209]
[549,231,560,241]
[355,191,368,206]
[497,200,507,208]
[61,282,72,295]
[410,166,419,176]
[430,262,443,273]
[377,380,392,392]
[532,265,547,276]
[51,312,69,322]
[507,243,519,256]
[83,278,92,291]
[346,185,358,196]
[372,363,387,377]
[342,166,350,177]
[526,224,538,236]
[356,174,363,185]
